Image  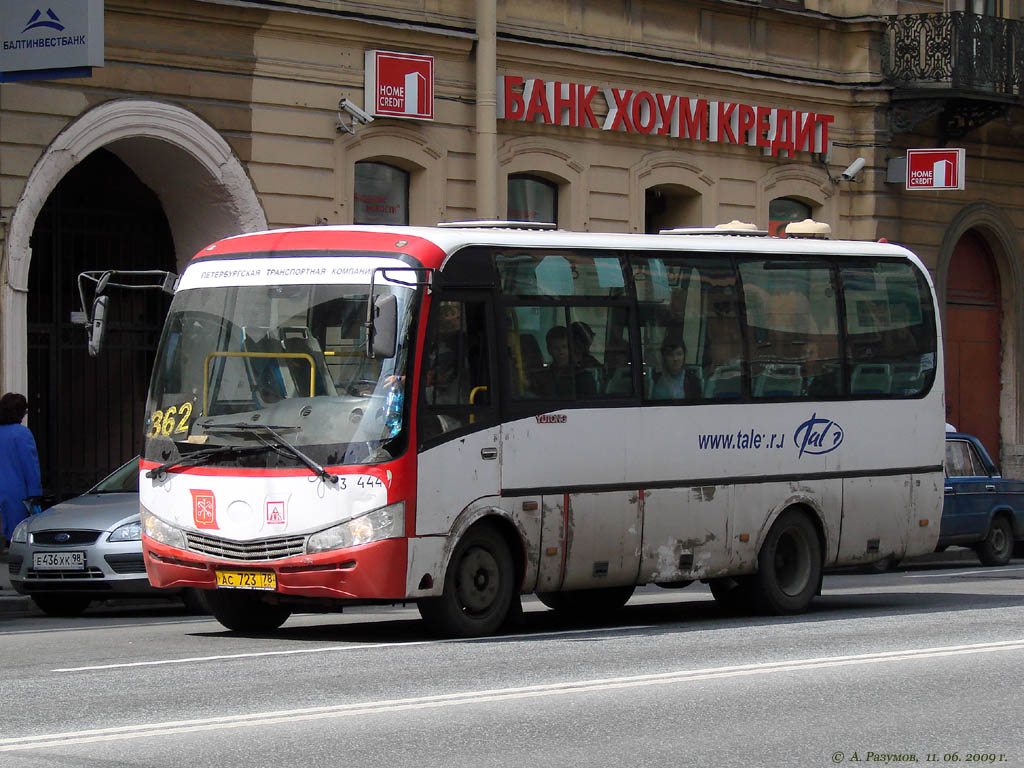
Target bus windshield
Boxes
[143,280,417,468]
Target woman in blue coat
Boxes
[0,393,41,545]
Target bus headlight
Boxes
[306,501,405,554]
[11,518,30,544]
[140,506,187,550]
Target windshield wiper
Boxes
[202,423,339,484]
[146,445,254,480]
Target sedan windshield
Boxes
[144,279,417,468]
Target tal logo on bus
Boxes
[794,414,844,458]
[190,489,218,529]
[266,500,287,526]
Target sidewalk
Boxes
[0,550,36,617]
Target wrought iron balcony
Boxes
[881,12,1024,137]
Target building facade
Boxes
[1,0,1022,494]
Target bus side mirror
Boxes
[87,295,109,358]
[368,294,397,359]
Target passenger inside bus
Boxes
[651,336,701,400]
[533,325,599,397]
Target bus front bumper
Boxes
[142,536,408,601]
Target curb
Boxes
[0,593,36,617]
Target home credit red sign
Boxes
[365,50,433,120]
[498,75,834,156]
[906,148,965,190]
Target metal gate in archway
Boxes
[27,148,175,499]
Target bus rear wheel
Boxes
[205,590,291,633]
[748,509,822,615]
[418,523,515,638]
[536,586,635,616]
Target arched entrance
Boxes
[945,229,1001,459]
[27,149,175,496]
[3,99,266,497]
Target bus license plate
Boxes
[33,551,86,570]
[215,570,276,591]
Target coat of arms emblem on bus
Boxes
[190,489,218,529]
[794,414,844,458]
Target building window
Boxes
[354,162,409,225]
[507,174,557,224]
[768,197,812,238]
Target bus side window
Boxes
[738,259,840,400]
[841,262,936,398]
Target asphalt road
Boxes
[2,556,1023,768]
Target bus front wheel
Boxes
[205,590,291,633]
[749,509,822,615]
[418,523,515,638]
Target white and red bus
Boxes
[132,223,944,636]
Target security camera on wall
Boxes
[840,157,866,181]
[337,99,374,133]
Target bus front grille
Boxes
[185,532,306,561]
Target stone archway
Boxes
[945,230,1001,458]
[3,98,266,396]
[937,203,1022,475]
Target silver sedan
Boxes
[7,457,204,617]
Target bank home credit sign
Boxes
[906,148,966,191]
[498,75,834,157]
[365,50,434,120]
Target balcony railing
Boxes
[882,12,1024,101]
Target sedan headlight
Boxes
[108,520,142,543]
[306,501,405,554]
[140,506,187,550]
[11,518,30,544]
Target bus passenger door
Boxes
[415,296,501,537]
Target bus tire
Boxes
[31,594,91,617]
[535,586,635,615]
[418,522,514,638]
[205,590,291,633]
[975,515,1013,567]
[748,509,822,615]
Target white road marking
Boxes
[904,566,1024,579]
[51,623,660,672]
[6,638,1023,752]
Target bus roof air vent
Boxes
[437,220,557,230]
[659,220,768,236]
[784,219,832,239]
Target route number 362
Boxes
[148,402,193,437]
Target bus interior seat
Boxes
[704,363,743,399]
[753,363,802,397]
[280,327,338,397]
[890,363,924,395]
[850,362,892,395]
[243,329,288,405]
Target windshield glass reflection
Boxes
[144,280,417,468]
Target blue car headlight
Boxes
[306,501,405,554]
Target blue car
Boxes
[942,432,1024,566]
